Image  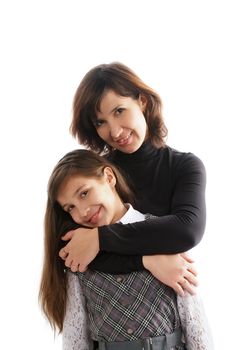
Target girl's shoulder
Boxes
[144,213,157,220]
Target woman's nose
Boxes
[110,124,123,140]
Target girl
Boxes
[40,149,212,350]
[59,62,206,298]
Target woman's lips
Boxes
[116,132,133,146]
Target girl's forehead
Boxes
[65,172,106,186]
[57,174,104,196]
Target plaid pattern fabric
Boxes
[78,269,181,342]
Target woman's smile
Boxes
[114,131,133,147]
[95,90,147,153]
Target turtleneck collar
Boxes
[112,140,160,163]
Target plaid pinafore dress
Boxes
[78,267,185,349]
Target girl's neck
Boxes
[111,201,128,224]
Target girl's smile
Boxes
[57,167,127,227]
[88,206,102,225]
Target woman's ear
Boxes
[103,167,116,187]
[138,94,147,112]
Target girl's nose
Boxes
[79,206,90,218]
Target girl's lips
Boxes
[89,207,101,225]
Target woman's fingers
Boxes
[180,252,194,263]
[177,259,199,295]
[178,264,199,295]
[61,230,75,241]
[187,262,198,276]
[184,269,199,286]
[179,278,197,295]
[173,282,185,297]
[59,248,68,260]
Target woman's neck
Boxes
[112,139,159,163]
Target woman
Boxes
[59,62,206,296]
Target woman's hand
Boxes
[59,227,99,272]
[142,252,198,296]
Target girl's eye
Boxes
[80,190,88,198]
[67,205,74,213]
[93,119,104,128]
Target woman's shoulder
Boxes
[165,145,205,169]
[163,146,206,181]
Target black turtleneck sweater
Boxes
[89,141,206,274]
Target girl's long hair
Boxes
[71,62,168,155]
[39,149,134,332]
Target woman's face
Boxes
[94,90,148,153]
[57,167,126,227]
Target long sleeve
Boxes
[98,151,206,255]
[63,271,93,350]
[177,293,214,349]
[59,144,206,274]
[89,251,143,273]
[55,201,144,274]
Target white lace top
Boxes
[177,293,214,349]
[62,205,214,350]
[62,272,93,350]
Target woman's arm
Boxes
[142,253,198,296]
[63,271,93,350]
[89,251,143,273]
[57,214,144,277]
[99,154,206,255]
[60,154,205,276]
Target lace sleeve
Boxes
[177,293,214,350]
[62,271,93,350]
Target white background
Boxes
[0,1,231,349]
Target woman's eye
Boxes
[115,108,124,115]
[94,119,104,128]
[80,190,88,198]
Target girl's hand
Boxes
[142,253,198,296]
[59,227,99,272]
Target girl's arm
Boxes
[63,271,93,350]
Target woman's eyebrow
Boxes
[99,104,121,116]
[110,105,120,114]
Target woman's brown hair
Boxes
[71,62,168,155]
[39,149,134,332]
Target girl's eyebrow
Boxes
[61,184,86,209]
[73,184,86,196]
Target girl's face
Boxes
[94,90,148,153]
[57,167,126,227]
